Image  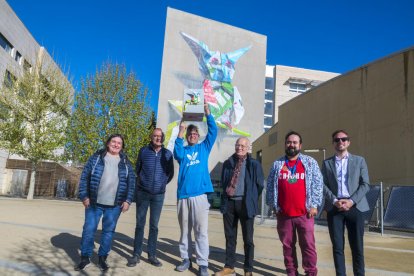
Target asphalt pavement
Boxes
[0,197,413,276]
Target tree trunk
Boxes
[26,164,36,200]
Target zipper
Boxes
[113,157,127,206]
[91,155,100,175]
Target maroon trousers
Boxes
[277,214,318,276]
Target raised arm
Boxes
[203,103,217,151]
[174,121,186,162]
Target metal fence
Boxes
[258,182,414,235]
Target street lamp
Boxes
[304,148,326,160]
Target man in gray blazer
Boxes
[321,130,370,276]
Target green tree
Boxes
[148,110,157,130]
[0,51,73,200]
[65,62,153,167]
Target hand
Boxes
[204,101,210,115]
[274,208,282,218]
[178,120,186,138]
[82,198,90,208]
[334,200,343,209]
[121,202,130,213]
[339,199,353,211]
[307,207,318,218]
[336,199,353,211]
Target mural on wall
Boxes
[165,32,251,151]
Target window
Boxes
[0,33,13,56]
[3,70,16,88]
[265,77,274,90]
[289,82,307,93]
[264,102,273,116]
[23,60,32,73]
[264,116,273,126]
[265,90,273,101]
[15,51,22,64]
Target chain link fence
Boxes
[258,182,414,235]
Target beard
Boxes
[285,147,300,157]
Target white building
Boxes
[0,0,73,195]
[264,65,340,131]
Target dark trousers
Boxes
[223,199,254,272]
[133,190,165,257]
[327,206,365,276]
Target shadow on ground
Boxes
[6,230,285,275]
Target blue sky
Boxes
[7,0,414,112]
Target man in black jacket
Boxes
[127,128,174,268]
[215,137,264,276]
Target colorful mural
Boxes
[165,32,251,150]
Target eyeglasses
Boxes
[235,144,247,149]
[187,132,199,137]
[334,137,349,143]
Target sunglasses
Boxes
[334,137,349,143]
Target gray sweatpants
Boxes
[177,194,210,266]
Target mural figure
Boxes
[165,32,251,150]
[185,90,201,107]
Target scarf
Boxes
[226,154,247,197]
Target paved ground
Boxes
[0,197,413,276]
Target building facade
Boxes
[0,0,74,196]
[263,65,339,131]
[264,65,275,131]
[253,47,414,187]
[157,8,267,205]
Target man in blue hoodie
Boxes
[127,128,174,268]
[174,103,217,276]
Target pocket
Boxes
[202,194,210,210]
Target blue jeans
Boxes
[133,190,165,257]
[80,204,122,257]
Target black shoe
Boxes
[98,255,109,272]
[175,258,192,272]
[198,265,209,276]
[126,255,140,267]
[74,256,90,271]
[148,256,162,267]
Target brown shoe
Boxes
[244,272,253,276]
[215,267,236,276]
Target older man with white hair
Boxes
[215,137,264,276]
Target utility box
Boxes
[182,89,204,121]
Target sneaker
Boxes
[148,256,162,267]
[215,267,236,276]
[175,258,192,272]
[98,255,109,272]
[198,265,209,276]
[126,255,140,267]
[74,256,90,271]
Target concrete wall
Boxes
[0,150,8,193]
[158,8,267,204]
[253,48,414,186]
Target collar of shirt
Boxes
[335,153,349,161]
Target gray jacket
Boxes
[321,153,370,212]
